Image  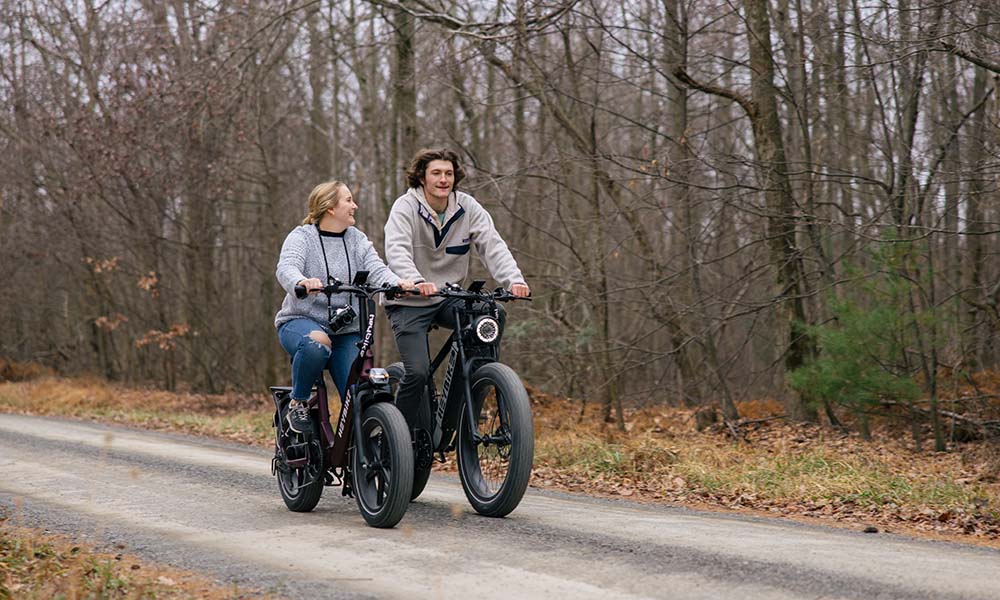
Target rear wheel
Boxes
[457,362,533,517]
[276,404,325,512]
[351,402,414,528]
[387,362,432,501]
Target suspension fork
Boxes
[352,384,368,467]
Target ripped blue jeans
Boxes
[277,318,360,402]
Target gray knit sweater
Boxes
[274,225,401,332]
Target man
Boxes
[384,147,530,456]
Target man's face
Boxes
[422,159,455,205]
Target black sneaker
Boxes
[286,400,312,434]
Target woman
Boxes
[275,180,412,433]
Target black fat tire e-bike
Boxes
[270,272,414,528]
[388,281,533,518]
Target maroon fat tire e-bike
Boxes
[270,271,415,528]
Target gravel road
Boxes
[1,413,997,599]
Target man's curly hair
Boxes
[405,147,466,190]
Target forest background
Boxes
[1,0,999,451]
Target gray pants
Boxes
[386,298,506,432]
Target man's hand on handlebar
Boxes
[415,282,438,296]
[384,280,422,300]
[510,283,531,298]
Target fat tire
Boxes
[387,361,432,501]
[351,402,414,528]
[277,411,325,513]
[457,362,533,517]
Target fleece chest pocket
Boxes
[445,243,470,255]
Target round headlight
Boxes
[474,316,500,343]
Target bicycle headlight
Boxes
[473,316,500,344]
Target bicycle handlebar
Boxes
[430,283,532,303]
[293,281,422,301]
[295,281,530,303]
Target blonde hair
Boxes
[301,180,345,225]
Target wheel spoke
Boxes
[376,472,386,504]
[471,384,511,496]
[357,418,397,511]
[365,435,382,483]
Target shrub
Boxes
[0,357,55,382]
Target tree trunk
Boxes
[744,0,816,421]
[307,6,331,181]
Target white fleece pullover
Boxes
[384,188,525,306]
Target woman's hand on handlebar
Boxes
[297,278,325,294]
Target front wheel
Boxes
[457,362,534,517]
[351,402,414,528]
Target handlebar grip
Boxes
[384,286,422,300]
[492,287,532,301]
[294,285,308,299]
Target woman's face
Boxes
[327,187,357,228]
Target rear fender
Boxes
[270,386,292,412]
[269,386,293,430]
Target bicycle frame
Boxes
[425,298,504,451]
[326,296,377,468]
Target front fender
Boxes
[357,382,394,410]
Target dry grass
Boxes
[0,377,273,447]
[526,385,1000,544]
[2,375,999,547]
[0,519,269,599]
